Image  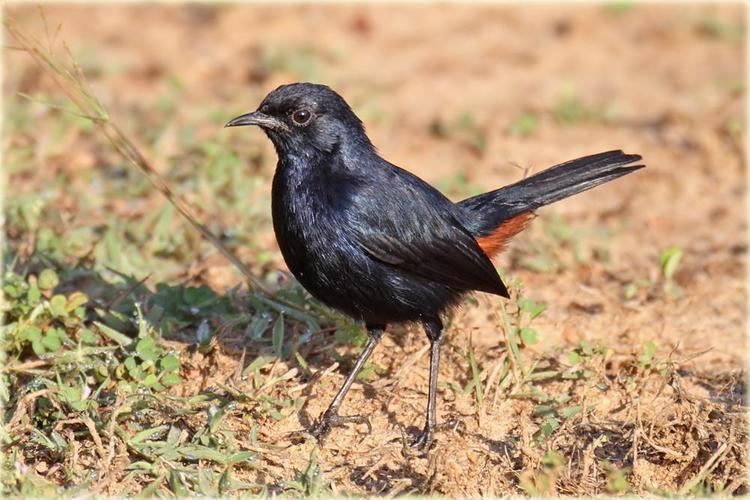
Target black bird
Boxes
[226,82,643,449]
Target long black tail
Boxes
[458,150,644,237]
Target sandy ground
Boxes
[5,3,746,496]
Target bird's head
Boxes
[226,82,372,157]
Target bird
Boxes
[226,82,644,450]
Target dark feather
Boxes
[459,150,644,236]
[348,168,509,297]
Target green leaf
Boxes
[207,405,226,432]
[31,339,46,356]
[94,321,133,346]
[527,370,558,381]
[160,354,180,372]
[509,112,538,137]
[356,362,378,381]
[197,469,217,496]
[243,355,274,376]
[168,469,188,496]
[519,327,539,345]
[196,320,211,344]
[518,297,546,319]
[226,451,255,465]
[533,404,555,417]
[542,450,565,467]
[38,269,59,290]
[145,303,165,326]
[142,374,159,387]
[540,416,560,438]
[59,385,81,403]
[580,340,593,356]
[660,246,683,280]
[560,405,582,419]
[130,366,146,381]
[334,322,367,347]
[568,351,581,364]
[162,426,180,448]
[272,314,284,357]
[161,373,182,386]
[294,351,310,373]
[23,325,43,342]
[126,461,156,472]
[639,340,657,367]
[66,291,88,311]
[79,328,98,345]
[130,425,169,444]
[3,284,21,299]
[26,284,41,304]
[41,331,62,351]
[124,356,138,371]
[49,295,67,317]
[136,337,159,361]
[178,445,231,464]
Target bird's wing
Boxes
[346,170,509,297]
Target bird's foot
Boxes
[311,410,372,443]
[409,425,434,451]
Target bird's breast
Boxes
[271,160,359,283]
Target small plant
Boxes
[519,450,565,495]
[519,213,613,274]
[659,245,684,297]
[552,89,612,125]
[696,16,742,42]
[2,264,184,395]
[623,277,652,301]
[604,0,635,16]
[429,111,488,156]
[508,112,538,138]
[602,460,632,494]
[285,450,331,496]
[563,340,605,380]
[3,268,88,356]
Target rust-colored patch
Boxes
[476,212,533,257]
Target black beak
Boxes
[224,111,289,132]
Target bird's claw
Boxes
[312,411,372,442]
[409,426,434,451]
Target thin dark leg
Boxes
[412,318,443,450]
[312,325,384,441]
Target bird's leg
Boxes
[312,325,384,442]
[411,319,444,450]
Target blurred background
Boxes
[3,3,746,496]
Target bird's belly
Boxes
[274,216,459,324]
[272,176,460,324]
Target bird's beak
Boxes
[224,111,289,132]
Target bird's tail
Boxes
[458,150,644,256]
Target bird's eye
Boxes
[291,108,312,126]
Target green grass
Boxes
[551,88,614,126]
[0,239,344,495]
[429,111,488,156]
[696,15,743,42]
[603,1,635,16]
[508,112,539,138]
[1,26,345,493]
[515,212,616,274]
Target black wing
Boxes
[346,165,509,298]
